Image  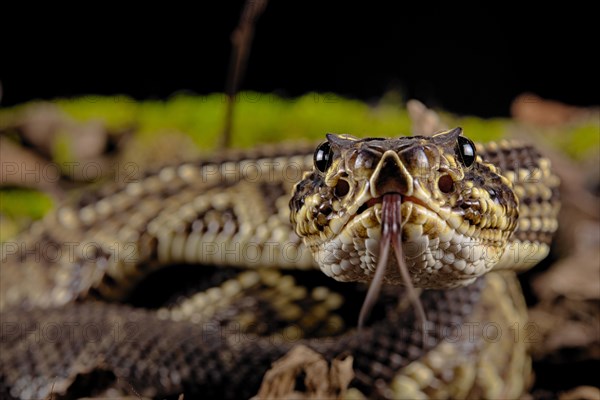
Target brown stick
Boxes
[220,0,268,149]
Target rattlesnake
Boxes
[0,128,560,399]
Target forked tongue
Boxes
[358,194,429,341]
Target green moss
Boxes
[55,95,138,132]
[146,93,226,147]
[133,91,407,148]
[0,190,53,242]
[229,92,413,146]
[0,189,54,220]
[3,92,596,161]
[562,123,600,160]
[52,130,76,167]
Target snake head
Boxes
[290,128,519,288]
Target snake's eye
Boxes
[314,141,333,173]
[456,136,476,168]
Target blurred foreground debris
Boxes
[407,99,447,136]
[511,93,599,127]
[0,102,129,196]
[253,345,354,400]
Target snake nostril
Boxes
[335,180,350,197]
[438,174,454,193]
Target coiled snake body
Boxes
[0,129,560,399]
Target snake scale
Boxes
[0,128,560,399]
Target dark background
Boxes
[2,2,597,117]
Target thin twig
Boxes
[220,0,268,149]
